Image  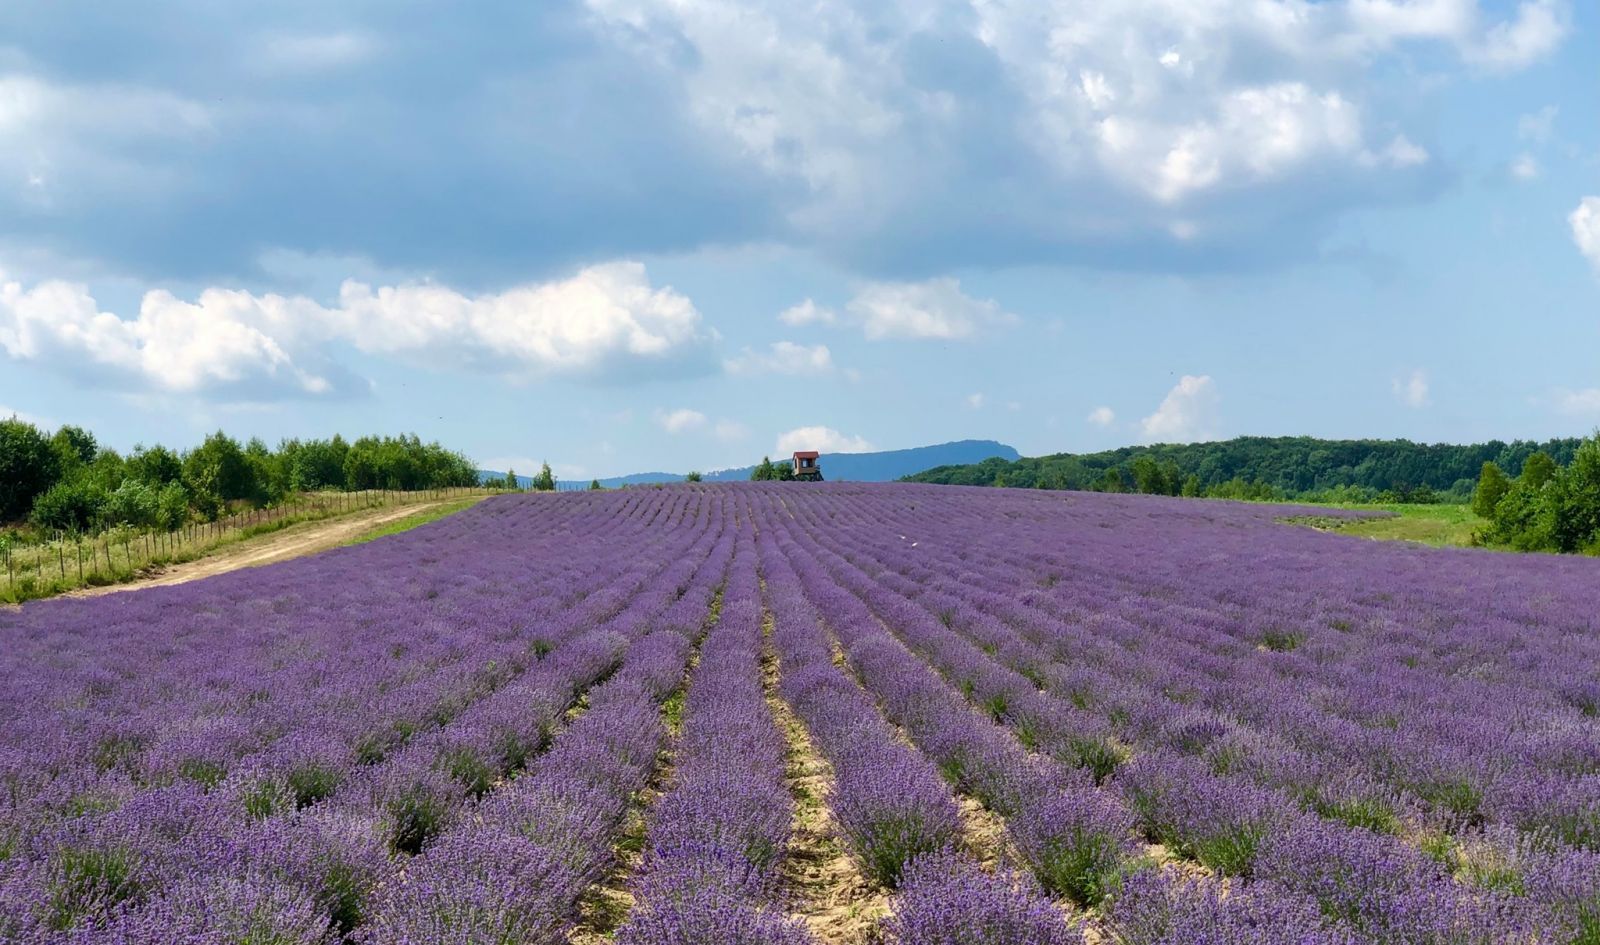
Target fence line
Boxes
[1,485,503,603]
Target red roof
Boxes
[792,450,819,460]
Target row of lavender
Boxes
[770,486,1599,943]
[4,483,1597,943]
[0,491,732,941]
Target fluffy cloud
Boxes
[967,393,986,409]
[1140,375,1219,442]
[1392,369,1430,408]
[657,408,708,434]
[1087,406,1116,427]
[724,341,832,375]
[775,425,874,455]
[1571,198,1600,272]
[0,261,715,399]
[0,277,332,397]
[0,1,1566,283]
[1465,0,1569,69]
[578,0,1558,271]
[845,279,1014,341]
[777,300,836,326]
[330,263,711,377]
[1509,154,1539,181]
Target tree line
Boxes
[0,418,480,535]
[1471,438,1600,553]
[904,435,1585,503]
[749,456,796,481]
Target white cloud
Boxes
[1571,197,1600,271]
[586,0,1562,207]
[0,74,211,203]
[1466,0,1569,70]
[777,299,836,326]
[0,261,715,399]
[1509,153,1540,181]
[255,32,378,73]
[658,408,708,434]
[0,277,332,397]
[332,262,710,376]
[775,425,874,455]
[1140,375,1219,442]
[967,392,986,409]
[1087,406,1116,427]
[1553,389,1600,416]
[845,278,1015,341]
[724,341,832,375]
[1360,135,1430,169]
[1518,105,1558,142]
[1096,83,1365,203]
[1392,369,1430,408]
[714,419,749,441]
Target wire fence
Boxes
[0,486,499,604]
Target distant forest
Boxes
[0,418,479,534]
[903,435,1587,503]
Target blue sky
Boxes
[1,0,1596,479]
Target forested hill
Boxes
[903,436,1586,501]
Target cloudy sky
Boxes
[1,1,1595,478]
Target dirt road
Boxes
[67,500,457,599]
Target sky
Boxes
[0,0,1596,480]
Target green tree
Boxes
[155,482,190,530]
[183,431,252,507]
[1181,474,1203,498]
[31,479,109,532]
[104,479,162,529]
[685,471,703,483]
[127,444,183,485]
[243,437,286,503]
[50,425,98,469]
[0,418,61,521]
[503,469,520,491]
[1159,460,1183,496]
[589,479,603,490]
[531,462,556,492]
[1471,462,1512,519]
[1545,437,1600,553]
[1130,457,1167,495]
[752,456,776,481]
[1521,451,1557,488]
[1486,480,1553,551]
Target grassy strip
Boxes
[1282,503,1482,548]
[2,491,495,604]
[342,497,487,546]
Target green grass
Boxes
[1283,503,1482,548]
[343,497,485,546]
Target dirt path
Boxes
[762,615,890,945]
[66,500,459,599]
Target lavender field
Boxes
[1,483,1598,945]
